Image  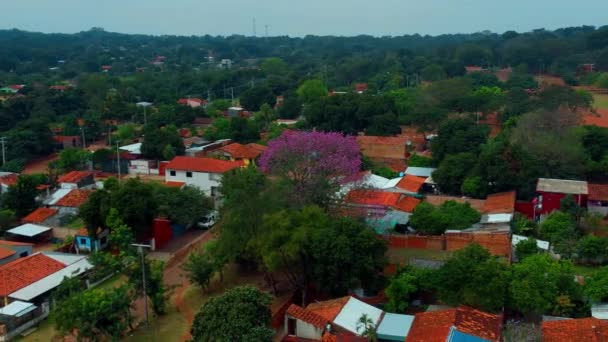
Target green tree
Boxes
[437,244,509,312]
[297,79,328,104]
[54,286,133,341]
[190,286,274,342]
[140,125,185,160]
[106,208,136,256]
[509,254,581,316]
[432,153,478,195]
[183,247,218,290]
[515,238,540,261]
[421,64,447,82]
[261,57,289,76]
[1,175,40,218]
[356,314,378,342]
[385,267,435,313]
[55,148,91,172]
[52,276,85,305]
[126,259,167,315]
[155,185,213,226]
[0,209,16,231]
[78,190,111,236]
[240,86,275,111]
[576,235,608,265]
[584,266,608,303]
[431,118,489,163]
[409,201,481,235]
[539,211,577,247]
[111,179,158,236]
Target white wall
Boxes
[284,316,323,340]
[165,169,222,196]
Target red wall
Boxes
[538,191,587,215]
[152,218,172,249]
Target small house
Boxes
[164,156,243,197]
[0,240,32,261]
[21,208,59,227]
[74,228,109,253]
[212,143,267,166]
[0,172,17,194]
[49,189,94,215]
[57,171,95,189]
[6,224,52,244]
[588,183,608,218]
[536,178,588,216]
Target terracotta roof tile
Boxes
[165,156,243,173]
[22,208,58,224]
[483,191,516,214]
[0,248,15,260]
[589,183,608,202]
[396,175,426,193]
[306,297,349,322]
[395,196,421,213]
[0,173,18,187]
[583,109,608,128]
[57,171,93,184]
[542,317,608,342]
[286,304,329,329]
[406,306,502,342]
[54,189,93,208]
[0,253,66,296]
[219,143,267,159]
[0,240,33,247]
[346,190,401,208]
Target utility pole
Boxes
[116,141,121,181]
[0,137,6,165]
[132,244,152,329]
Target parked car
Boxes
[197,210,218,229]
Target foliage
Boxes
[560,195,585,223]
[576,235,608,265]
[385,267,436,313]
[515,238,540,261]
[52,276,85,304]
[407,154,434,167]
[154,185,213,226]
[297,79,328,104]
[190,286,274,342]
[140,125,185,160]
[509,254,581,316]
[183,243,224,290]
[584,266,608,303]
[111,178,158,236]
[259,131,361,207]
[356,314,378,342]
[539,211,577,253]
[105,208,136,255]
[54,286,133,341]
[1,174,40,218]
[437,244,509,312]
[54,148,91,172]
[410,201,481,235]
[126,258,168,315]
[240,85,276,111]
[0,209,16,231]
[431,118,489,163]
[78,190,111,236]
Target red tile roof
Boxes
[542,317,608,342]
[0,240,33,247]
[22,208,58,224]
[583,109,608,128]
[396,175,426,193]
[286,304,329,329]
[165,156,243,173]
[395,196,421,213]
[0,173,18,187]
[589,184,608,202]
[219,143,267,159]
[0,248,15,260]
[57,171,93,183]
[306,297,349,322]
[406,306,503,342]
[483,191,516,214]
[356,136,409,146]
[165,181,185,188]
[54,189,93,208]
[0,253,66,296]
[346,190,420,213]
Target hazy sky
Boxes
[2,0,607,37]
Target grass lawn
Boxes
[387,247,452,265]
[594,94,608,110]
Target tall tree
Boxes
[1,175,40,218]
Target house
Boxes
[285,296,385,340]
[542,317,608,342]
[53,135,82,149]
[0,85,24,94]
[387,175,427,195]
[588,183,608,217]
[0,172,17,194]
[21,208,59,226]
[101,65,112,72]
[227,106,244,117]
[0,241,32,261]
[164,156,243,196]
[6,224,53,243]
[178,98,208,108]
[344,189,420,233]
[57,171,95,189]
[406,306,503,342]
[579,63,596,73]
[354,83,368,94]
[536,178,588,216]
[50,189,94,215]
[74,228,109,253]
[212,143,267,165]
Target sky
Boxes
[2,0,608,37]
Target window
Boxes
[287,318,296,336]
[170,170,176,176]
[186,172,193,178]
[79,238,87,245]
[19,251,28,257]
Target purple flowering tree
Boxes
[259,131,361,207]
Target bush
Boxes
[410,201,481,235]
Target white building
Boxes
[164,156,242,196]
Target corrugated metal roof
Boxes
[480,214,512,224]
[592,304,608,320]
[119,142,142,154]
[333,297,383,335]
[7,224,51,237]
[46,188,72,205]
[377,313,415,341]
[512,234,550,250]
[9,258,93,301]
[537,178,588,195]
[0,300,36,317]
[405,167,436,178]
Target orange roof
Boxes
[542,317,608,342]
[483,191,516,214]
[165,156,243,173]
[0,253,66,296]
[395,196,421,213]
[356,135,409,146]
[589,183,608,202]
[165,181,185,188]
[219,143,267,159]
[346,190,402,208]
[406,306,503,342]
[396,175,426,193]
[425,195,486,212]
[0,173,18,186]
[54,189,93,207]
[306,297,349,322]
[22,208,58,224]
[0,240,33,247]
[0,248,15,260]
[286,304,329,329]
[57,171,93,183]
[583,109,608,128]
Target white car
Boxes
[197,211,219,229]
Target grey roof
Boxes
[377,313,415,341]
[537,178,588,195]
[592,304,608,320]
[0,301,36,317]
[7,224,51,237]
[404,167,437,178]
